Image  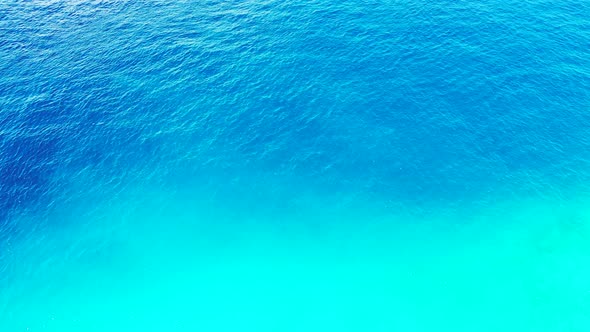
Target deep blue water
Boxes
[1,0,590,331]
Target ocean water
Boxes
[1,0,590,330]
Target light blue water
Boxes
[1,0,590,330]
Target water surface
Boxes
[1,0,590,330]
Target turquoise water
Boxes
[1,0,590,330]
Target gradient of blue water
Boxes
[1,0,590,331]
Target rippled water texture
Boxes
[1,0,590,330]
